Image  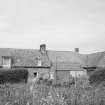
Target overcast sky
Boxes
[0,0,105,54]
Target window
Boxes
[33,72,38,78]
[2,56,12,68]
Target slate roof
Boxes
[47,50,87,71]
[97,52,105,67]
[0,48,50,67]
[86,52,105,67]
[56,62,83,71]
[48,51,86,66]
[48,50,105,69]
[0,48,105,69]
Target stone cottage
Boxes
[0,44,51,82]
[47,49,87,84]
[0,44,104,84]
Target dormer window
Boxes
[36,56,42,66]
[2,56,12,68]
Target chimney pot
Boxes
[75,48,79,53]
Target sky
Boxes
[0,0,105,54]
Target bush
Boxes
[89,67,105,84]
[0,69,28,84]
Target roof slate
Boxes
[0,48,105,69]
[56,62,83,71]
[47,51,86,66]
[0,48,50,67]
[47,50,87,71]
[96,52,105,67]
[86,52,105,67]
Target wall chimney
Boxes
[40,44,46,54]
[75,48,79,53]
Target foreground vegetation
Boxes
[0,77,105,105]
[0,83,32,105]
[1,67,105,105]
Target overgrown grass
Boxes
[34,77,105,105]
[1,75,105,105]
[0,83,32,105]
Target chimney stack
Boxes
[40,44,46,54]
[75,48,79,53]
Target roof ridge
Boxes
[0,48,39,51]
[0,48,105,55]
[48,50,74,53]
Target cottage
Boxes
[0,45,51,83]
[47,49,88,84]
[0,44,104,84]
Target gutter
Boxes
[0,66,51,69]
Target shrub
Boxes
[0,69,28,84]
[89,67,105,84]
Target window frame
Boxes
[2,56,12,68]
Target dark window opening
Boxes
[33,72,37,78]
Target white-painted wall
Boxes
[70,70,87,78]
